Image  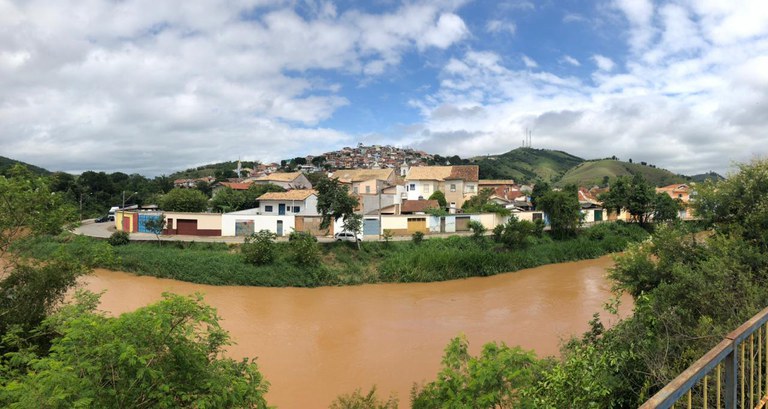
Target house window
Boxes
[467,184,475,192]
[293,206,300,213]
[450,202,456,208]
[265,205,273,212]
[423,185,430,193]
[409,183,416,191]
[353,187,358,194]
[450,184,456,192]
[678,194,683,198]
[365,186,371,194]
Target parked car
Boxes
[334,231,363,242]
[95,215,110,223]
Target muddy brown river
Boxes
[79,255,631,408]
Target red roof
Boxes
[218,182,251,191]
[401,199,440,213]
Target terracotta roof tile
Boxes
[401,199,440,213]
[330,168,394,183]
[257,189,317,201]
[479,179,516,185]
[406,165,479,182]
[218,182,252,190]
[253,172,303,182]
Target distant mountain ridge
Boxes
[470,147,584,184]
[557,159,689,187]
[0,155,50,176]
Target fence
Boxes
[640,306,768,408]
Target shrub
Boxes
[241,230,276,266]
[468,220,486,241]
[382,229,393,246]
[108,231,130,246]
[288,231,321,267]
[412,231,424,245]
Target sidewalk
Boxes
[73,220,477,243]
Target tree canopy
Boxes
[160,188,209,212]
[316,178,359,230]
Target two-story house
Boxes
[404,165,479,209]
[330,168,396,195]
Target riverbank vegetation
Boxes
[389,158,768,408]
[15,221,648,287]
[1,165,268,407]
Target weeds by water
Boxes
[14,222,649,287]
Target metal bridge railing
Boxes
[640,306,768,409]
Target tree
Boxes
[342,213,363,250]
[530,182,551,210]
[3,292,270,408]
[428,190,447,208]
[316,178,359,231]
[142,214,167,246]
[537,187,581,239]
[599,174,656,226]
[461,188,511,216]
[652,193,682,223]
[1,165,77,259]
[211,187,246,213]
[411,335,541,408]
[160,188,209,212]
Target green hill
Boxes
[0,156,50,176]
[690,171,724,183]
[556,159,688,187]
[169,161,259,179]
[472,148,584,184]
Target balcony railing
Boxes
[640,306,768,408]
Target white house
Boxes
[257,189,319,216]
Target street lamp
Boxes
[122,191,138,210]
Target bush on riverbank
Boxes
[14,222,649,287]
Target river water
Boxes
[78,255,631,408]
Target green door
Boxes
[594,210,603,222]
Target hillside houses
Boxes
[404,165,480,209]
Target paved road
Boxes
[73,219,476,243]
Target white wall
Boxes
[258,196,318,216]
[221,213,296,236]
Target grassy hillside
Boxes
[690,171,725,183]
[169,161,259,179]
[0,156,50,176]
[472,148,584,184]
[557,159,688,187]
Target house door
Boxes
[440,217,446,233]
[455,216,470,231]
[407,218,427,233]
[276,220,284,236]
[278,204,286,215]
[594,210,603,222]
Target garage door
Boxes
[455,216,470,231]
[407,217,427,233]
[363,218,380,235]
[177,219,198,235]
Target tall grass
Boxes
[14,222,649,287]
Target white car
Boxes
[334,231,363,242]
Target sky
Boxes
[1,0,767,177]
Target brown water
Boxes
[79,255,631,408]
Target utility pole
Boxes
[122,191,137,210]
[79,191,89,221]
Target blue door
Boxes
[278,204,286,215]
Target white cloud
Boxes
[562,55,581,66]
[0,0,469,175]
[486,19,516,35]
[406,1,768,176]
[522,55,538,68]
[592,55,616,71]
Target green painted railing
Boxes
[640,306,768,409]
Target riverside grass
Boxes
[16,223,648,287]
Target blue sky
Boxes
[1,0,767,176]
